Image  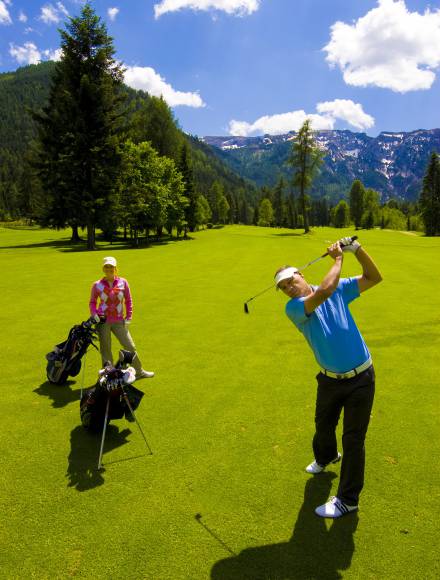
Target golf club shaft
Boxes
[123,394,153,455]
[80,351,87,400]
[98,397,110,470]
[298,236,358,271]
[297,253,328,272]
[244,235,358,309]
[245,283,276,304]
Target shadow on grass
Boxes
[34,380,82,408]
[0,234,194,253]
[67,424,131,491]
[210,473,358,580]
[270,232,307,237]
[230,230,305,239]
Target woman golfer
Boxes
[89,256,154,380]
[275,237,381,518]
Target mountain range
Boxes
[203,129,440,202]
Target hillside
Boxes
[204,129,440,202]
[0,62,256,218]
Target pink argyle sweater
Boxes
[89,276,133,323]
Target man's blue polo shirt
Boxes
[285,277,370,373]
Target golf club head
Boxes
[244,303,249,314]
[118,349,136,366]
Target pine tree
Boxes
[130,95,182,161]
[349,180,366,229]
[419,151,440,236]
[178,142,198,233]
[273,177,286,227]
[34,3,124,249]
[361,188,380,229]
[332,200,350,227]
[208,181,224,224]
[217,194,230,224]
[288,119,324,233]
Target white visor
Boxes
[274,267,298,289]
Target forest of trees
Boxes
[0,3,437,241]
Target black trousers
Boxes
[313,365,375,506]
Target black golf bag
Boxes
[80,350,144,432]
[46,315,102,385]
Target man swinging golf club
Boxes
[275,237,382,518]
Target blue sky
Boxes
[1,0,440,137]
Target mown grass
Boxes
[1,224,439,579]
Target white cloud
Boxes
[229,111,332,137]
[42,47,63,61]
[324,0,440,93]
[228,100,374,136]
[316,99,374,131]
[9,42,62,65]
[108,7,119,21]
[57,2,69,16]
[124,66,205,108]
[9,42,41,65]
[18,10,28,23]
[0,0,12,24]
[40,2,69,24]
[154,0,259,19]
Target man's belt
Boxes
[321,357,372,380]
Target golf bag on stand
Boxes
[45,314,103,385]
[80,350,152,468]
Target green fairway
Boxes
[1,224,439,579]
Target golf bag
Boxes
[45,314,102,385]
[80,350,144,432]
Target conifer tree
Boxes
[331,199,350,227]
[419,151,440,235]
[178,142,198,233]
[130,95,182,160]
[349,180,366,229]
[273,177,286,226]
[288,119,324,233]
[208,181,224,224]
[34,3,124,249]
[361,188,380,229]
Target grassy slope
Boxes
[0,225,439,579]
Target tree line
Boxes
[1,3,438,241]
[254,119,426,234]
[254,177,424,232]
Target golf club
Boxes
[97,397,110,470]
[122,391,153,456]
[243,235,358,313]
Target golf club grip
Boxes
[321,235,358,257]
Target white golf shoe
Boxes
[305,452,341,474]
[138,369,155,379]
[315,496,358,518]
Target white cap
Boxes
[274,266,298,289]
[103,256,117,267]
